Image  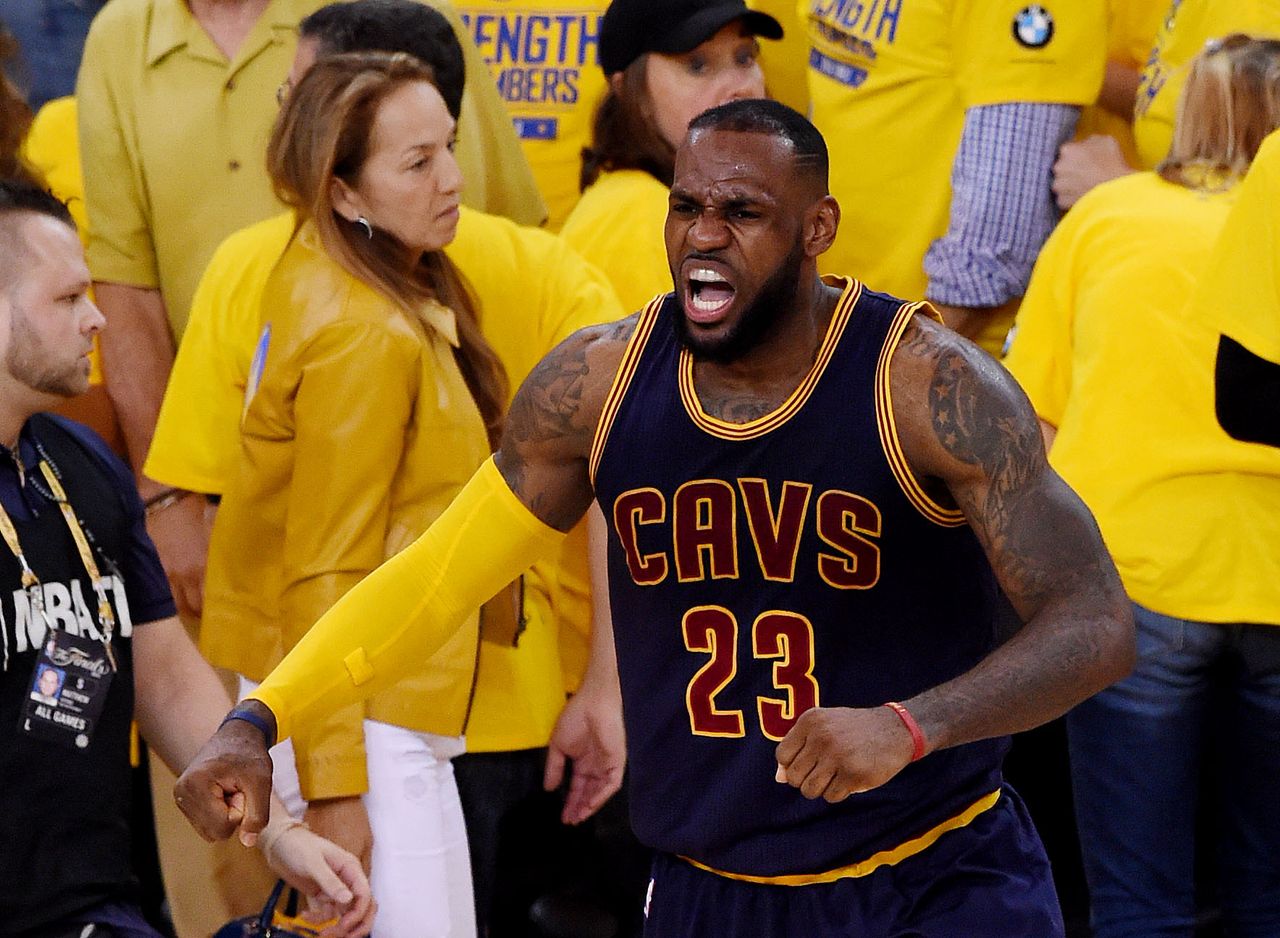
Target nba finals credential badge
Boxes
[1013,5,1054,48]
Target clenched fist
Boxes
[774,705,919,803]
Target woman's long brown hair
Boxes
[580,55,678,191]
[268,51,507,447]
[0,29,35,184]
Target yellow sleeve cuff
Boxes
[248,457,566,743]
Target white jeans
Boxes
[239,677,476,938]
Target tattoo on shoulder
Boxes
[899,318,1040,484]
[497,314,638,498]
[904,317,1095,605]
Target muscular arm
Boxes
[175,315,637,841]
[893,315,1133,751]
[494,314,638,525]
[777,315,1131,801]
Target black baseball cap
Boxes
[599,0,784,76]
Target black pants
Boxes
[454,748,650,938]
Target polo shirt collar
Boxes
[146,0,303,68]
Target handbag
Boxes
[213,879,326,938]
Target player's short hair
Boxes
[300,0,466,119]
[0,180,75,290]
[688,98,829,193]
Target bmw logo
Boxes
[1013,5,1055,49]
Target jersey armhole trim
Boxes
[876,302,968,527]
[588,295,665,487]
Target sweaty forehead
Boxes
[674,129,797,200]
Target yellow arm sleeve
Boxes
[249,457,566,742]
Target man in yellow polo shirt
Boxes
[801,0,1107,355]
[77,0,545,621]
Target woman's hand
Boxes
[258,818,376,937]
[303,795,374,875]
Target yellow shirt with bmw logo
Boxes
[1134,0,1280,170]
[147,208,624,756]
[801,0,1106,301]
[455,1,610,230]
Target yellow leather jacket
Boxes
[201,221,489,800]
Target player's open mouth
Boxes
[684,266,736,324]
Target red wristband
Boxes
[884,701,926,762]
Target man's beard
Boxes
[673,240,805,364]
[6,302,86,398]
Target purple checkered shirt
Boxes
[924,101,1079,309]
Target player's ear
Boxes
[802,195,840,259]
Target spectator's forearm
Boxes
[925,102,1079,310]
[933,299,1020,342]
[1097,60,1141,120]
[93,282,175,489]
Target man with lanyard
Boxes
[0,181,375,937]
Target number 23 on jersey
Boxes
[683,605,820,741]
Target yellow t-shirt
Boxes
[21,96,103,385]
[801,0,1106,301]
[148,208,624,751]
[1074,0,1167,165]
[455,1,610,231]
[1005,172,1280,624]
[559,168,672,314]
[1191,130,1280,362]
[1134,0,1280,170]
[751,0,810,113]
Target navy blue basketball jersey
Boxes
[590,278,1008,879]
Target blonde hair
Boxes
[267,51,507,447]
[1160,34,1280,188]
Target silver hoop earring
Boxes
[355,215,373,239]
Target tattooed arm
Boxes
[776,314,1131,802]
[494,313,639,529]
[891,314,1133,751]
[174,315,637,843]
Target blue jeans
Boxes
[1067,603,1280,937]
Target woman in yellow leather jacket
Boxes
[201,52,503,938]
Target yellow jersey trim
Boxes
[875,302,967,527]
[679,789,1001,886]
[588,295,665,486]
[677,277,863,441]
